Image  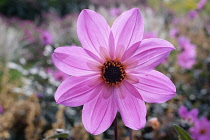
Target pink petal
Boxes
[134,70,176,103]
[108,31,115,60]
[124,38,175,73]
[123,80,142,99]
[55,75,103,107]
[52,46,100,76]
[77,9,110,58]
[114,91,146,130]
[82,93,117,135]
[121,41,141,62]
[111,8,144,52]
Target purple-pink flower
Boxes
[178,36,190,49]
[190,117,210,140]
[169,28,179,38]
[178,105,198,123]
[40,30,53,45]
[47,68,68,82]
[177,36,196,69]
[52,69,69,82]
[143,31,157,39]
[197,0,207,10]
[52,8,176,135]
[188,10,198,19]
[0,106,3,114]
[109,7,122,17]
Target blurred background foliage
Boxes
[0,0,88,20]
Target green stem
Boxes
[129,129,133,140]
[114,116,118,140]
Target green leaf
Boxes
[44,133,69,140]
[173,125,193,140]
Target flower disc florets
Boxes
[101,60,126,86]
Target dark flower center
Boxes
[200,129,206,134]
[101,60,126,86]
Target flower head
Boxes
[143,31,157,39]
[109,7,122,17]
[178,106,198,123]
[0,106,3,114]
[169,28,179,38]
[188,10,198,19]
[52,8,176,135]
[190,117,210,140]
[40,30,53,45]
[177,36,196,69]
[197,0,207,10]
[52,69,69,82]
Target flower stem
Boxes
[129,129,133,140]
[114,116,118,140]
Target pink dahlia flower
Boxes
[189,117,210,140]
[52,8,176,135]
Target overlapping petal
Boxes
[114,90,146,130]
[52,46,100,76]
[124,38,175,73]
[112,8,144,51]
[133,70,176,103]
[55,74,102,107]
[77,9,110,57]
[82,92,117,135]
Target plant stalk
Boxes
[114,116,118,140]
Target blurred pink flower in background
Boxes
[178,52,196,69]
[52,69,69,82]
[197,0,207,10]
[172,18,179,25]
[178,36,190,49]
[0,106,3,114]
[188,10,198,19]
[47,68,68,82]
[109,7,122,17]
[178,106,198,123]
[169,28,179,38]
[190,117,210,140]
[40,30,53,45]
[143,31,157,39]
[52,8,176,135]
[177,36,196,69]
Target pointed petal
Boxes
[124,38,175,73]
[52,46,100,76]
[121,41,140,61]
[82,93,117,135]
[77,9,110,58]
[123,80,142,99]
[112,8,144,51]
[134,70,176,103]
[114,91,146,130]
[55,75,103,107]
[108,31,115,60]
